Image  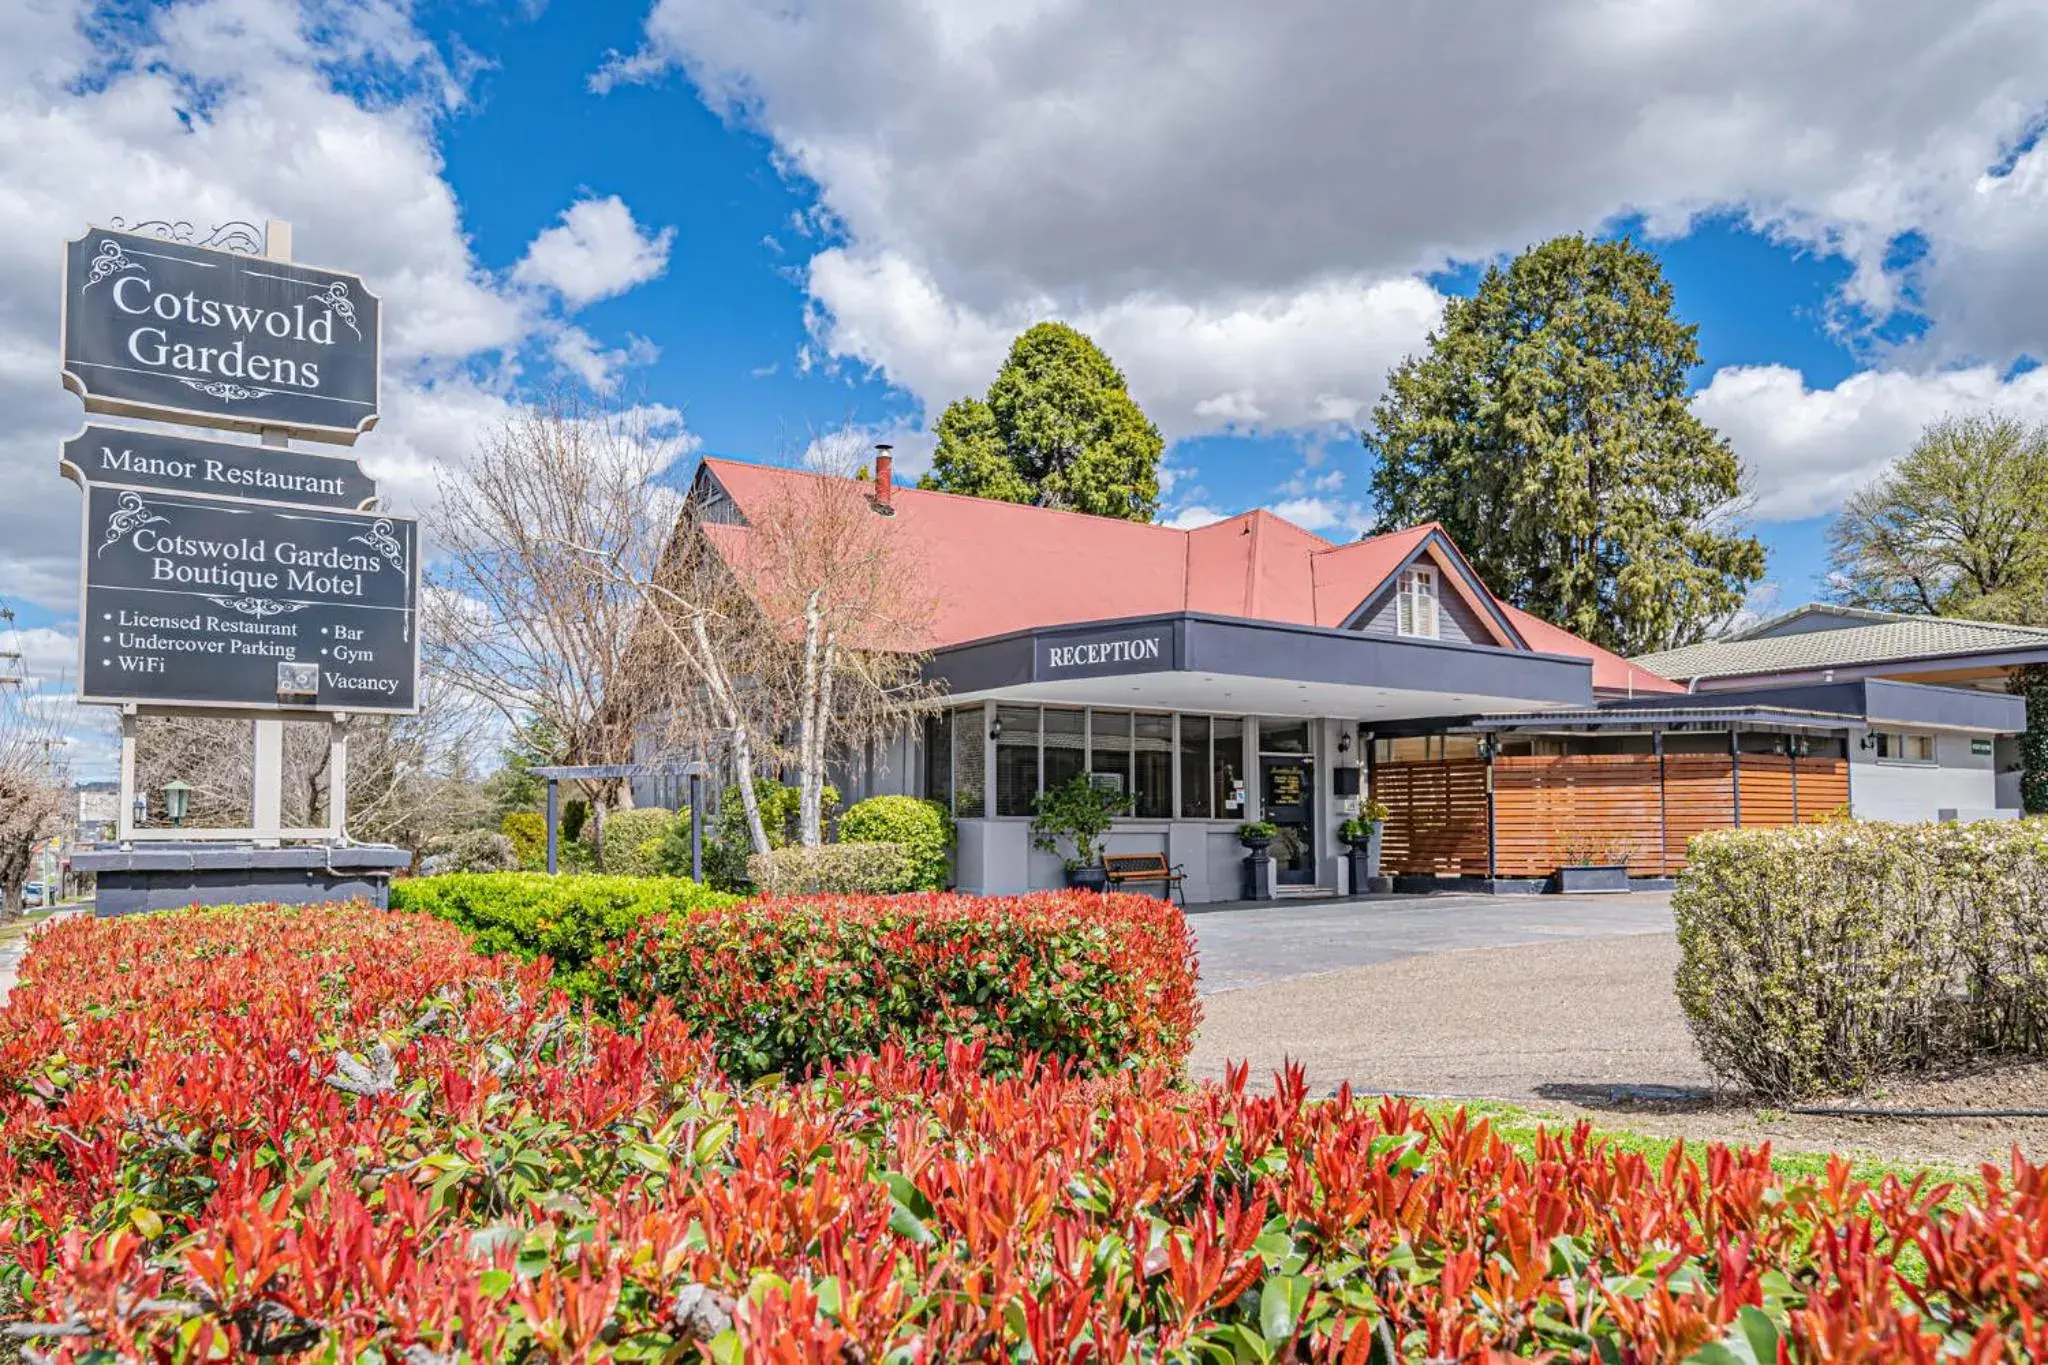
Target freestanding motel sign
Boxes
[61,219,417,915]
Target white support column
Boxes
[117,708,139,843]
[252,217,293,847]
[328,713,349,841]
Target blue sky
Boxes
[9,1,2048,775]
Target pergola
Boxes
[527,763,711,878]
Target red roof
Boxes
[696,457,1682,695]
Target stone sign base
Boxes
[74,844,412,918]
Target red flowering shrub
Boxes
[600,890,1201,1080]
[3,903,2048,1361]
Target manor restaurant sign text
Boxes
[61,227,381,444]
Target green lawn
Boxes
[1424,1096,1974,1192]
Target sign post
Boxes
[61,217,415,912]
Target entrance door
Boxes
[1260,756,1316,884]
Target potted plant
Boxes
[1031,774,1133,891]
[1554,833,1634,893]
[1236,821,1278,900]
[1339,799,1390,892]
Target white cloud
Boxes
[1161,504,1229,531]
[0,1,682,771]
[807,249,1445,440]
[513,195,674,308]
[1693,362,2048,521]
[548,325,661,394]
[614,0,2048,516]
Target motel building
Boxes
[691,457,2025,903]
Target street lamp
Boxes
[163,779,192,828]
[132,792,147,829]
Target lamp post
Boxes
[132,792,147,830]
[164,780,191,829]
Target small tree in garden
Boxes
[0,683,67,916]
[428,394,685,839]
[1030,774,1131,870]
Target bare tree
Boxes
[427,394,687,837]
[134,675,493,850]
[0,685,69,917]
[734,456,942,845]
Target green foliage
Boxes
[1365,235,1765,656]
[500,812,546,870]
[391,871,738,999]
[1237,821,1278,841]
[425,829,518,873]
[1029,774,1132,869]
[746,843,920,896]
[1673,820,2048,1098]
[921,322,1164,521]
[839,794,954,890]
[604,890,1200,1080]
[598,807,672,876]
[2009,664,2048,815]
[1336,815,1383,843]
[690,779,841,891]
[1828,413,2048,622]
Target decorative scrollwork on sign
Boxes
[312,279,362,338]
[175,378,275,402]
[81,239,144,290]
[349,519,406,569]
[204,596,307,619]
[109,218,266,255]
[97,492,166,557]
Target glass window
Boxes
[1397,566,1439,639]
[1179,714,1212,819]
[1213,717,1245,817]
[1043,708,1086,793]
[1133,713,1173,818]
[924,712,953,809]
[1259,720,1310,755]
[1089,710,1132,796]
[994,706,1040,816]
[1874,731,1935,764]
[952,705,986,817]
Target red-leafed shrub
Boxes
[5,902,2048,1362]
[601,889,1201,1079]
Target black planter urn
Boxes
[1066,864,1110,893]
[1344,821,1384,895]
[1238,837,1274,900]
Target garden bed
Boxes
[2,902,2047,1359]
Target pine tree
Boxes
[1365,235,1764,656]
[922,322,1163,521]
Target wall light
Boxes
[989,715,1002,741]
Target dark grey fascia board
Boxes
[1863,678,2025,733]
[1681,643,2048,690]
[1469,706,1861,732]
[924,611,1593,705]
[1591,678,2023,734]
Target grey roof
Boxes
[1633,610,2048,681]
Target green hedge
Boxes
[839,795,953,890]
[1674,820,2048,1098]
[746,842,918,895]
[603,890,1201,1081]
[599,807,672,876]
[391,871,738,998]
[501,812,545,870]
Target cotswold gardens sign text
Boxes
[61,227,381,443]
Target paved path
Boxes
[0,906,84,1006]
[1188,893,1711,1103]
[1190,891,1676,995]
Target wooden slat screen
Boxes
[1794,759,1850,822]
[1663,754,1738,869]
[1493,755,1667,877]
[1373,759,1490,876]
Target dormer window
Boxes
[1397,566,1439,639]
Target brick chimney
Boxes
[872,443,895,513]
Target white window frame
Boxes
[1873,730,1936,765]
[1396,565,1440,639]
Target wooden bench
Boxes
[1102,852,1187,906]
